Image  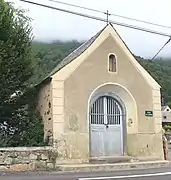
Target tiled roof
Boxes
[161,106,167,111]
[43,25,107,80]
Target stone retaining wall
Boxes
[0,147,58,171]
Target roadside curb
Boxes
[57,160,170,172]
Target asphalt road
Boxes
[1,167,171,180]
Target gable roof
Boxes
[40,23,161,89]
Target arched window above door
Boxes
[108,54,117,72]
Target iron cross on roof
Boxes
[104,10,111,24]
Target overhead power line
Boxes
[19,0,171,38]
[152,37,171,60]
[47,0,171,30]
[48,0,103,14]
[110,14,171,30]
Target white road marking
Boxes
[78,172,171,180]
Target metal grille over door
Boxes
[90,96,123,157]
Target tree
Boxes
[0,0,44,147]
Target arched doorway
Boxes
[89,95,125,157]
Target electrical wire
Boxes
[110,13,171,30]
[47,0,171,30]
[19,0,171,37]
[48,0,103,14]
[151,37,171,60]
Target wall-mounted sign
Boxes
[145,110,153,117]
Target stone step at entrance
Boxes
[57,160,169,172]
[89,156,132,164]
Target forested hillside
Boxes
[31,41,171,106]
[30,40,82,85]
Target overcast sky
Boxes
[13,0,171,58]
